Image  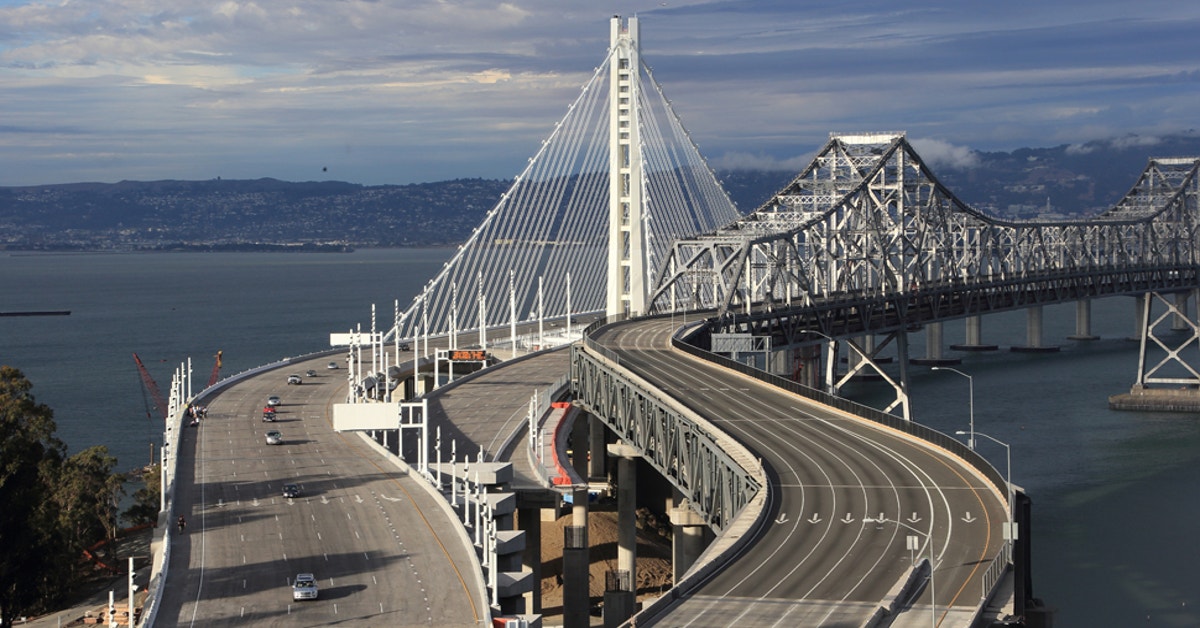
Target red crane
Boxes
[133,353,169,420]
[208,350,222,387]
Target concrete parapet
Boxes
[485,490,517,516]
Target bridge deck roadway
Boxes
[420,348,570,490]
[157,353,484,627]
[594,319,1009,627]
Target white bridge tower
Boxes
[607,16,646,318]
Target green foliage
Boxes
[0,367,128,628]
[124,463,162,527]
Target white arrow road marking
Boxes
[775,513,790,524]
[321,495,330,504]
[908,512,922,523]
[381,494,403,502]
[841,513,855,524]
[962,511,976,523]
[808,513,822,524]
[252,498,260,507]
[355,494,364,504]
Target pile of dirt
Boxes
[538,508,674,622]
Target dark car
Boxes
[282,483,301,498]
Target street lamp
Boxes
[798,330,836,395]
[865,516,937,628]
[958,429,1016,542]
[931,366,974,450]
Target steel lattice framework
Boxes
[648,132,1200,322]
[570,340,760,533]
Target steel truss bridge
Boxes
[356,16,1200,627]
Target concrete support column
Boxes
[795,344,821,388]
[604,443,639,627]
[1173,291,1191,331]
[1132,294,1148,341]
[912,322,960,366]
[1013,305,1059,353]
[951,315,999,351]
[1069,299,1099,340]
[669,499,708,583]
[518,507,542,615]
[589,416,607,481]
[562,489,590,628]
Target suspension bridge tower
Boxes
[607,16,646,318]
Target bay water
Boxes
[1,249,1197,626]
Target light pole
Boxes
[799,329,836,395]
[959,429,1017,542]
[865,516,937,628]
[931,366,974,450]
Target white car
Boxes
[287,374,302,385]
[326,361,339,370]
[267,395,281,407]
[293,573,318,600]
[266,430,283,445]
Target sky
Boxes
[1,0,1197,187]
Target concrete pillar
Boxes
[1172,291,1191,331]
[1132,294,1147,341]
[670,499,708,583]
[1069,299,1099,340]
[589,416,607,481]
[1013,305,1059,353]
[617,455,637,579]
[518,507,542,614]
[603,443,639,627]
[912,322,960,366]
[951,315,999,351]
[562,489,590,628]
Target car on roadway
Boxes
[262,407,277,422]
[326,361,339,370]
[293,573,319,600]
[282,483,301,498]
[287,374,302,385]
[267,395,281,407]
[266,430,283,445]
[305,369,317,377]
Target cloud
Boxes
[909,138,981,170]
[0,1,1198,185]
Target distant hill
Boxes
[1,132,1196,251]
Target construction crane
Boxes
[133,353,168,420]
[208,350,222,387]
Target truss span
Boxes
[648,132,1200,322]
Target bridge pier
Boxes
[669,496,709,583]
[562,488,591,628]
[604,442,640,627]
[950,315,999,351]
[910,321,961,366]
[1171,290,1194,331]
[1068,299,1100,340]
[518,506,543,615]
[1012,306,1059,353]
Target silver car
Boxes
[292,573,318,600]
[266,430,283,445]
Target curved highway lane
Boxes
[157,355,484,627]
[595,319,1008,626]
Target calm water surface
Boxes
[1,250,1197,627]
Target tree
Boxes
[0,367,128,628]
[0,366,65,628]
[124,463,161,527]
